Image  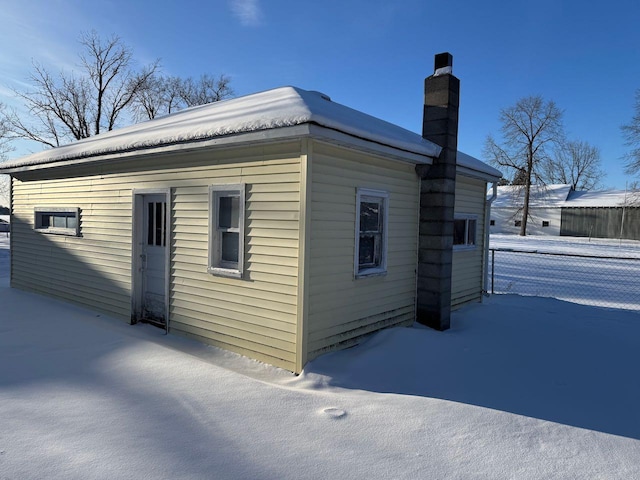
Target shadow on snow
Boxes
[300,295,640,440]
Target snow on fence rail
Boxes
[489,248,640,311]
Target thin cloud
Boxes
[229,0,263,27]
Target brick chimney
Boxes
[415,52,459,331]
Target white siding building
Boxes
[490,184,572,235]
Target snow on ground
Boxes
[1,236,639,479]
[490,233,640,257]
[489,234,640,311]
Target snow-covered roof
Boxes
[456,151,502,181]
[492,184,573,208]
[0,86,443,172]
[0,215,8,224]
[492,184,640,208]
[565,189,640,207]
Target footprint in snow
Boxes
[322,407,347,419]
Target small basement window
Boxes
[355,188,388,277]
[542,220,550,227]
[34,207,80,236]
[454,215,477,249]
[209,184,245,278]
[490,219,495,226]
[514,220,522,227]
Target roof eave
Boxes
[456,164,502,182]
[0,122,437,175]
[307,123,436,165]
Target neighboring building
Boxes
[490,184,640,240]
[561,189,640,240]
[0,55,501,372]
[490,184,572,235]
[0,215,9,235]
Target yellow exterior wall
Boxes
[452,175,487,308]
[11,175,134,318]
[304,142,420,362]
[10,134,489,371]
[11,142,302,371]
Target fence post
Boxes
[491,249,495,294]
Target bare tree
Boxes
[622,89,640,176]
[484,96,564,235]
[0,103,13,207]
[0,104,12,158]
[179,74,233,107]
[623,181,640,207]
[6,31,158,147]
[132,74,234,121]
[544,140,604,190]
[131,75,182,121]
[0,176,9,208]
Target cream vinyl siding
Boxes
[305,142,419,361]
[171,152,301,371]
[11,142,302,371]
[11,175,133,318]
[452,175,487,308]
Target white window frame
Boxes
[208,184,245,278]
[34,207,80,236]
[354,188,389,278]
[453,214,478,250]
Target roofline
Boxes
[0,122,437,175]
[307,124,437,164]
[456,163,502,182]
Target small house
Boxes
[0,54,500,372]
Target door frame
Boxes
[131,188,171,332]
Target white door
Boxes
[140,194,167,326]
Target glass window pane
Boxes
[221,232,239,263]
[148,202,154,245]
[467,219,476,245]
[53,215,67,228]
[359,235,377,267]
[35,210,79,234]
[219,195,239,229]
[360,201,380,232]
[453,219,466,245]
[155,202,164,246]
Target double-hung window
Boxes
[34,207,80,236]
[355,188,388,277]
[453,215,477,249]
[209,184,245,278]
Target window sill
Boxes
[355,268,387,279]
[208,267,243,279]
[35,228,80,237]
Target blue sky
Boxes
[1,0,639,189]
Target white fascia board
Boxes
[456,164,502,183]
[1,123,436,175]
[306,124,435,165]
[0,125,314,174]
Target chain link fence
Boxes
[489,248,640,311]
